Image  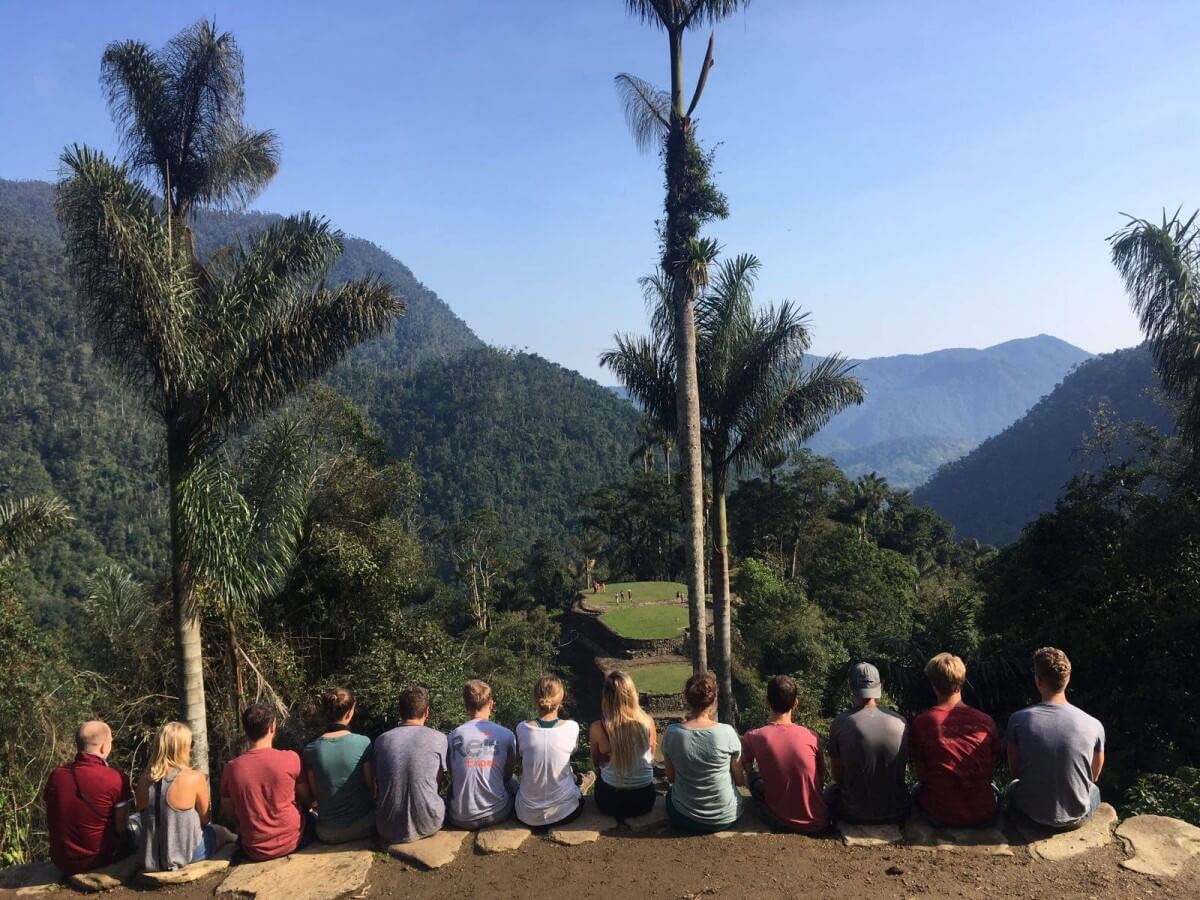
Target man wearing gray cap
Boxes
[824,662,910,824]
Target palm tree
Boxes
[839,473,890,543]
[605,252,863,720]
[1110,209,1200,448]
[618,1,749,672]
[57,22,403,772]
[0,495,74,571]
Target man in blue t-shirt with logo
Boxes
[1006,647,1105,830]
[447,680,517,829]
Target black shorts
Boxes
[594,777,656,820]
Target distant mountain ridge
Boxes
[915,344,1175,545]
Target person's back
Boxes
[662,672,744,832]
[448,717,516,828]
[515,675,582,827]
[741,676,826,833]
[303,686,375,844]
[139,768,204,871]
[220,704,303,861]
[827,664,909,824]
[374,687,447,844]
[44,721,132,875]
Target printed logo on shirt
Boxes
[451,735,499,769]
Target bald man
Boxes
[44,720,133,874]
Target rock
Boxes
[1117,814,1200,878]
[475,821,532,854]
[625,795,670,833]
[885,865,904,876]
[837,821,903,847]
[218,843,374,899]
[0,861,62,894]
[578,771,597,796]
[711,799,773,839]
[904,815,1013,856]
[1024,803,1118,862]
[387,829,470,870]
[547,805,611,846]
[67,854,139,893]
[140,843,236,886]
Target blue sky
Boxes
[2,1,1197,381]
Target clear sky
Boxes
[3,1,1197,381]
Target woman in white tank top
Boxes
[515,676,582,827]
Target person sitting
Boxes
[220,703,310,861]
[909,653,1000,828]
[515,675,583,827]
[137,721,236,871]
[825,662,909,824]
[662,671,744,833]
[43,720,133,875]
[448,680,517,830]
[374,686,448,844]
[1006,647,1105,830]
[303,687,376,844]
[589,671,657,821]
[741,675,827,834]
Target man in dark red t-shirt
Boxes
[741,675,828,833]
[910,653,1001,828]
[43,720,133,875]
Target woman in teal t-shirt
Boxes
[303,687,376,843]
[662,671,745,832]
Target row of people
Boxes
[42,646,1103,874]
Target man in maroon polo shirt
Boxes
[43,720,133,874]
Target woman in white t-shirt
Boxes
[515,675,583,827]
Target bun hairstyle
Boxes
[684,670,718,714]
[533,675,565,715]
[321,687,355,724]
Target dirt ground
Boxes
[68,830,1200,900]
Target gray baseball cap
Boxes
[849,662,882,699]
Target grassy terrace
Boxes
[625,661,692,695]
[600,603,688,639]
[585,580,687,608]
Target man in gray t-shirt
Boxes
[373,687,448,844]
[1007,647,1105,829]
[825,662,909,823]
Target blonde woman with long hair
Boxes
[514,675,582,827]
[135,721,236,871]
[589,670,657,819]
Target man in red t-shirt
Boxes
[741,675,828,833]
[43,720,133,874]
[220,703,311,861]
[910,653,1001,828]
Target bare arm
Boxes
[589,721,610,770]
[730,756,746,788]
[1091,750,1105,782]
[305,770,319,811]
[193,772,212,826]
[663,755,676,784]
[363,760,377,797]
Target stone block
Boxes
[1024,803,1118,862]
[1117,814,1200,878]
[387,829,470,870]
[547,805,610,846]
[0,861,62,894]
[837,821,903,847]
[475,821,532,854]
[140,843,236,886]
[67,854,139,893]
[625,795,670,833]
[217,843,373,900]
[904,816,1013,856]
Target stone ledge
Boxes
[904,816,1013,856]
[387,830,470,870]
[139,843,236,886]
[475,822,532,854]
[837,821,903,847]
[1117,814,1200,878]
[1023,803,1118,862]
[67,855,139,893]
[217,842,373,899]
[0,860,62,895]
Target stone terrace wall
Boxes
[569,598,687,659]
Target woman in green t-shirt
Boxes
[303,687,376,843]
[661,671,745,833]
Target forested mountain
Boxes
[806,336,1093,486]
[915,345,1175,545]
[0,178,636,613]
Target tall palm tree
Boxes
[1110,209,1200,449]
[604,253,863,720]
[839,473,890,543]
[618,0,749,671]
[57,22,402,772]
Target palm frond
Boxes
[600,333,677,434]
[55,145,202,404]
[196,123,280,211]
[100,40,172,176]
[0,495,74,566]
[623,0,748,29]
[86,564,151,648]
[614,73,670,153]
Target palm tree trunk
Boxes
[667,25,708,673]
[712,462,734,723]
[167,431,209,775]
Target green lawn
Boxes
[625,662,692,695]
[600,603,688,639]
[587,580,687,608]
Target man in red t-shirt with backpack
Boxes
[910,653,1001,828]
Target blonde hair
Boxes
[924,652,967,695]
[1034,647,1071,692]
[463,679,493,714]
[533,675,564,715]
[602,671,651,776]
[148,721,193,782]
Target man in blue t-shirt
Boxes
[447,680,517,829]
[1006,647,1105,830]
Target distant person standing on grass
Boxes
[374,687,448,844]
[303,687,376,844]
[824,663,909,824]
[589,670,657,820]
[741,675,828,833]
[515,675,583,827]
[1005,647,1105,830]
[43,720,133,875]
[909,654,1001,828]
[448,680,517,829]
[662,671,745,833]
